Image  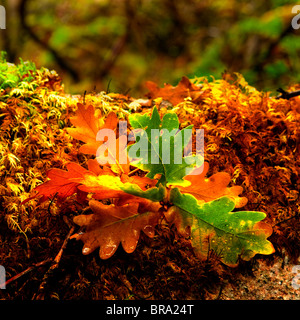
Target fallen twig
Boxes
[0,258,52,288]
[2,226,75,292]
[32,226,75,300]
[275,88,300,100]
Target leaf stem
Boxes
[128,167,140,176]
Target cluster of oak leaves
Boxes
[21,76,278,267]
[2,63,300,269]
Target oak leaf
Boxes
[76,173,166,205]
[178,162,248,208]
[166,188,274,266]
[71,200,161,259]
[145,76,205,106]
[96,134,130,175]
[67,103,118,155]
[86,158,115,176]
[23,162,90,204]
[128,106,203,187]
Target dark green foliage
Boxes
[0,52,36,90]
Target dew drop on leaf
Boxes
[83,247,90,254]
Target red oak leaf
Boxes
[22,162,92,204]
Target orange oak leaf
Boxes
[71,200,161,259]
[145,76,205,106]
[96,134,130,175]
[120,174,157,190]
[86,158,115,176]
[23,162,92,204]
[178,162,248,208]
[67,103,118,155]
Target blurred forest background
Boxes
[1,0,300,96]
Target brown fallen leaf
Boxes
[145,76,206,106]
[71,200,161,259]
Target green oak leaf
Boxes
[168,188,275,266]
[128,106,203,187]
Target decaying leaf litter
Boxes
[0,57,299,299]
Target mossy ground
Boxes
[0,59,299,300]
